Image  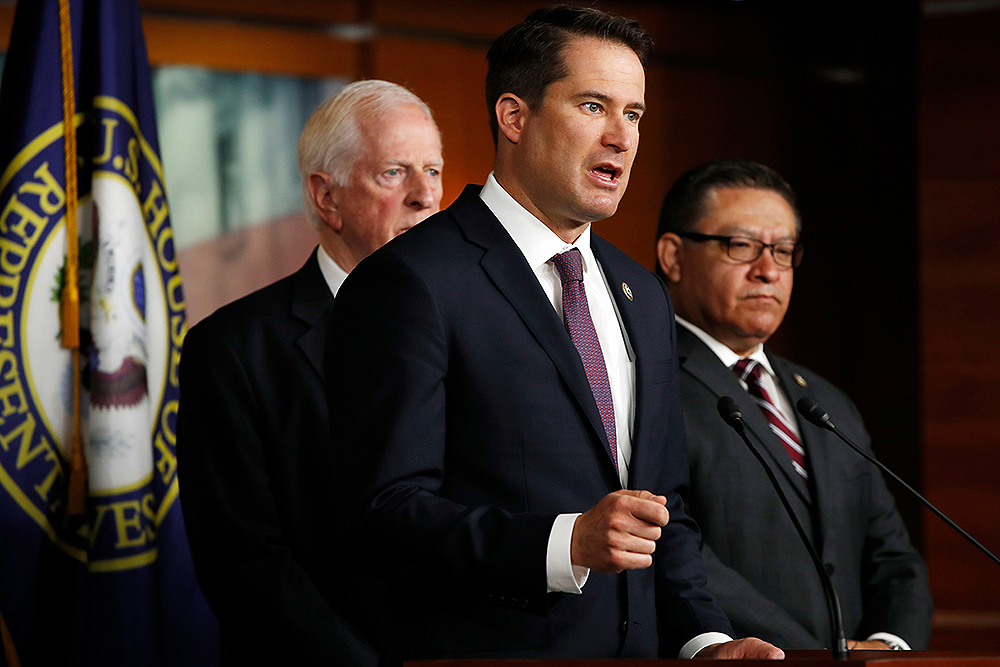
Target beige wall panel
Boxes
[177,212,317,325]
[0,6,11,50]
[371,0,552,41]
[139,0,358,24]
[370,35,495,208]
[142,14,359,77]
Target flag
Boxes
[0,1,218,664]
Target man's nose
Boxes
[749,246,782,282]
[406,172,440,210]
[602,115,635,153]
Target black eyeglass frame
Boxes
[675,231,804,268]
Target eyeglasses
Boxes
[676,231,803,268]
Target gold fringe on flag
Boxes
[1,610,22,667]
[58,0,87,517]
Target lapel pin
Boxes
[794,373,808,387]
[621,282,633,301]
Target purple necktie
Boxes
[551,249,618,473]
[733,358,808,480]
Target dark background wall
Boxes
[2,0,997,648]
[919,2,1000,644]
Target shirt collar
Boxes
[480,172,595,273]
[316,245,349,297]
[676,315,777,377]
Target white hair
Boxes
[296,79,437,229]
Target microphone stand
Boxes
[796,397,1000,568]
[717,397,849,660]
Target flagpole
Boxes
[57,0,87,517]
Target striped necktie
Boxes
[733,358,808,481]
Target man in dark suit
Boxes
[326,7,782,663]
[655,158,933,650]
[176,80,444,665]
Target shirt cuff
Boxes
[867,632,911,650]
[679,632,734,659]
[546,513,589,593]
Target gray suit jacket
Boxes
[677,326,933,649]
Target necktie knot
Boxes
[552,248,584,284]
[733,357,763,385]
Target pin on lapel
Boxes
[621,282,633,301]
[794,373,808,387]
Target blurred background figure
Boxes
[176,80,443,666]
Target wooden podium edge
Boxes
[406,649,1000,667]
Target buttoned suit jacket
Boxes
[676,326,932,649]
[326,186,733,663]
[177,252,381,665]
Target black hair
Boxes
[655,158,800,277]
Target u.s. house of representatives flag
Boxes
[0,1,217,664]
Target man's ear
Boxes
[495,93,528,145]
[656,233,683,283]
[308,172,342,232]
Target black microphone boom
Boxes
[796,397,1000,568]
[715,397,849,659]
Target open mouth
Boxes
[590,164,622,185]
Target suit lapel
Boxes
[768,354,837,548]
[677,329,811,507]
[590,238,643,482]
[592,238,640,363]
[449,187,617,476]
[291,250,334,380]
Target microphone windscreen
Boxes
[717,396,743,427]
[796,397,831,427]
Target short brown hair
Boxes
[485,5,652,147]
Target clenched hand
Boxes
[571,489,669,572]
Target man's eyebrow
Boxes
[574,90,646,112]
[379,157,444,166]
[575,90,612,103]
[720,225,798,241]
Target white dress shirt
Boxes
[480,174,730,658]
[316,245,349,297]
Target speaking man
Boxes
[655,158,933,650]
[326,7,782,663]
[176,80,444,665]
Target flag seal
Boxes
[0,96,186,572]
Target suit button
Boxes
[824,563,835,576]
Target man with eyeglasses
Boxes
[655,159,932,651]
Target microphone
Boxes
[717,395,744,430]
[796,397,1000,568]
[715,397,849,660]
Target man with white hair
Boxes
[177,80,443,666]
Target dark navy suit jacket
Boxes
[326,186,732,662]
